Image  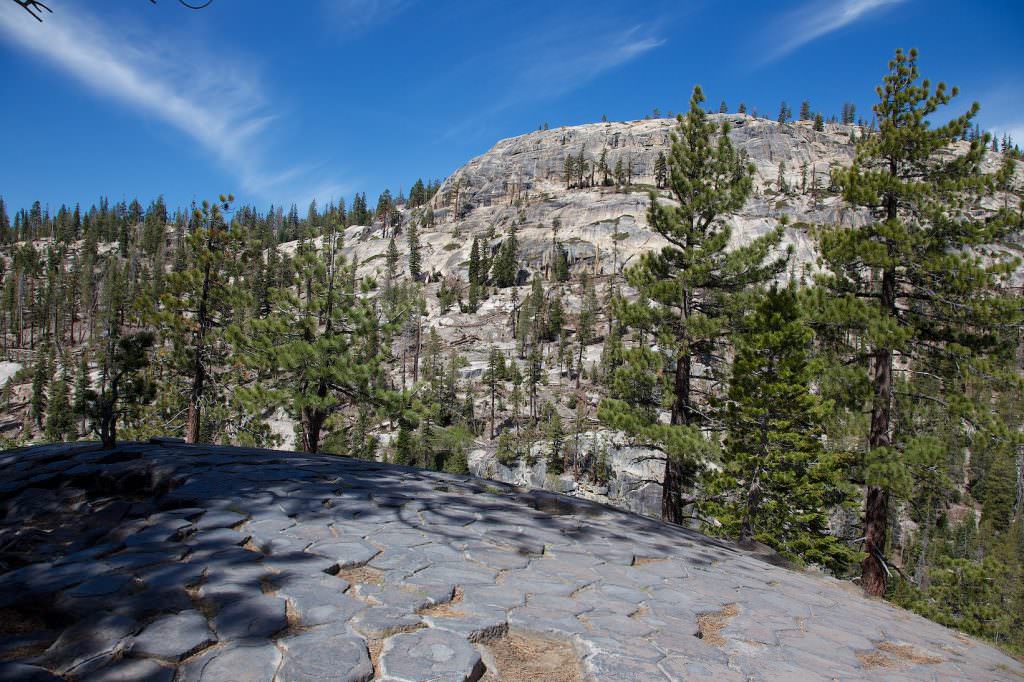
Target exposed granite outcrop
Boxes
[1,441,1021,680]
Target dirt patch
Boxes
[480,632,582,682]
[367,638,384,677]
[878,642,943,665]
[631,556,666,566]
[332,564,383,586]
[695,603,739,646]
[857,650,896,669]
[417,586,465,618]
[858,641,944,669]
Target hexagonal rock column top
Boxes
[378,628,485,682]
[277,628,374,682]
[129,610,215,662]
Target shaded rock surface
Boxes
[0,440,1021,681]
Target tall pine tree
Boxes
[814,48,1022,595]
[603,85,788,524]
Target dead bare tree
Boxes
[10,0,213,22]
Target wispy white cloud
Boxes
[512,24,664,104]
[763,0,904,64]
[319,0,413,37]
[441,21,665,140]
[0,3,343,203]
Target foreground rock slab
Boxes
[0,441,1021,681]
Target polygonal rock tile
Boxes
[212,594,288,640]
[373,583,454,612]
[193,510,248,531]
[89,658,175,682]
[103,551,178,572]
[379,628,485,682]
[138,561,206,591]
[0,662,62,681]
[129,610,215,662]
[409,563,497,587]
[306,540,380,569]
[659,655,744,682]
[277,577,366,628]
[459,585,526,611]
[177,642,282,682]
[581,612,656,638]
[277,627,373,682]
[584,653,669,681]
[463,545,531,570]
[507,605,588,638]
[66,569,138,598]
[351,607,422,638]
[185,528,251,552]
[369,549,431,575]
[366,529,430,548]
[424,603,509,643]
[33,613,138,677]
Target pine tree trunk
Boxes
[916,502,933,590]
[186,257,212,444]
[661,349,691,524]
[412,319,421,384]
[1014,452,1023,522]
[861,265,896,597]
[301,406,324,453]
[741,465,762,545]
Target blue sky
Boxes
[1,0,1022,215]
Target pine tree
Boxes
[232,219,393,453]
[701,285,855,571]
[159,196,249,443]
[30,346,50,429]
[778,101,791,123]
[813,112,825,132]
[776,161,789,194]
[841,102,856,125]
[491,226,519,288]
[467,237,482,311]
[72,354,90,436]
[597,148,610,187]
[601,86,789,524]
[483,347,505,440]
[90,331,155,449]
[814,49,1022,596]
[407,219,421,281]
[383,236,401,309]
[44,361,74,442]
[563,155,576,189]
[719,101,727,114]
[654,152,668,189]
[575,274,598,389]
[544,401,565,474]
[0,197,9,244]
[799,100,812,121]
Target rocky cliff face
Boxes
[281,116,1022,516]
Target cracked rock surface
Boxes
[0,441,1021,681]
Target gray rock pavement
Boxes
[0,441,1021,681]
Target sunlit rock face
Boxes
[270,117,1024,521]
